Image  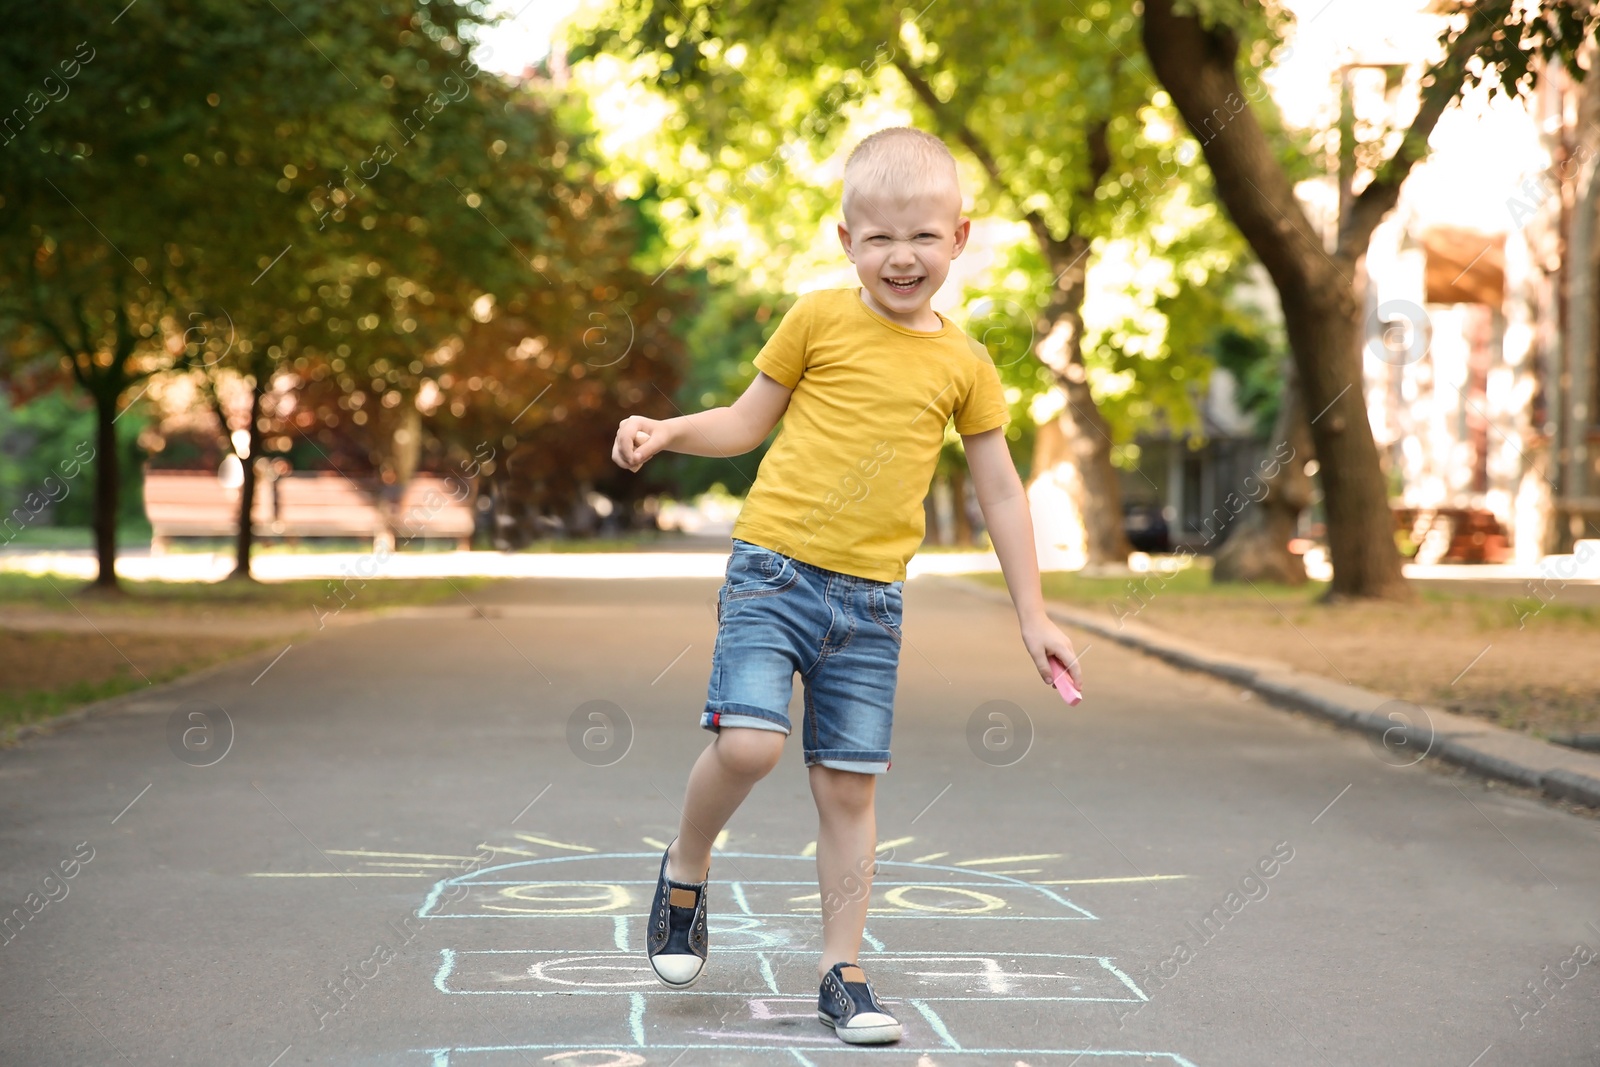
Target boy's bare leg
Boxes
[665,728,785,884]
[809,764,877,979]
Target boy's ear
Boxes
[837,221,856,262]
[950,216,972,259]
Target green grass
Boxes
[970,567,1328,607]
[1,521,152,549]
[0,572,495,615]
[0,641,271,743]
[1432,587,1600,628]
[0,574,496,740]
[970,567,1600,628]
[992,568,1600,638]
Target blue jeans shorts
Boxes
[702,538,904,774]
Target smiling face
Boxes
[838,189,970,332]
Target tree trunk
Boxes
[381,404,423,550]
[1293,296,1408,598]
[228,379,265,581]
[922,490,942,547]
[91,386,120,591]
[1142,0,1410,600]
[890,56,1130,567]
[1056,374,1132,565]
[1213,362,1313,585]
[1033,232,1133,565]
[949,463,973,547]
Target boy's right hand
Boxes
[612,415,672,472]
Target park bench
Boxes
[143,469,475,554]
[1393,506,1510,564]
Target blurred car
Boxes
[1123,502,1171,553]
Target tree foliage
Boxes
[1,0,695,572]
[571,0,1275,506]
[1142,0,1594,598]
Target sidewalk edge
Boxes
[4,641,300,747]
[943,575,1600,810]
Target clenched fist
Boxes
[612,415,673,472]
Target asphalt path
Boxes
[3,574,1598,1066]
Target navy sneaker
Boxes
[817,961,901,1044]
[645,843,708,988]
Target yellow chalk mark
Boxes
[477,843,538,858]
[513,833,596,853]
[483,882,630,914]
[713,830,729,850]
[882,885,1006,914]
[248,872,432,877]
[876,836,914,853]
[642,836,670,851]
[1036,874,1190,885]
[953,853,1061,867]
[990,869,1043,875]
[912,851,949,863]
[325,849,479,861]
[361,861,472,869]
[789,890,822,904]
[800,841,818,858]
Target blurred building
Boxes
[1039,3,1600,569]
[1114,369,1265,554]
[1276,0,1598,562]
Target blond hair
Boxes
[841,127,962,222]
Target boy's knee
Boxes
[810,765,876,811]
[714,728,785,779]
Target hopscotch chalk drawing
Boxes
[409,850,1202,1066]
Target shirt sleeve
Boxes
[751,293,815,389]
[953,334,1011,435]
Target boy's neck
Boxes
[858,288,941,333]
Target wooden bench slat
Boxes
[143,470,476,547]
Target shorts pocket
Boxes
[870,581,903,644]
[724,543,798,601]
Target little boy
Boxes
[610,126,1082,1045]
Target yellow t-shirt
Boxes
[731,287,1011,582]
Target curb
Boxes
[2,601,428,747]
[1,596,517,749]
[944,576,1600,811]
[3,641,298,747]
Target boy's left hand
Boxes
[1020,615,1083,689]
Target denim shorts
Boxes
[702,538,904,774]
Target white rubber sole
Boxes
[648,954,706,989]
[818,1012,903,1045]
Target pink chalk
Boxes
[1048,655,1083,706]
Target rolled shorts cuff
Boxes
[701,703,791,735]
[804,750,892,775]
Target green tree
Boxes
[284,80,693,547]
[1142,0,1595,598]
[0,0,493,585]
[172,0,518,578]
[1,0,589,580]
[657,278,791,501]
[575,0,1257,564]
[0,2,187,589]
[0,387,142,538]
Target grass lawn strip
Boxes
[0,574,497,741]
[971,568,1600,738]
